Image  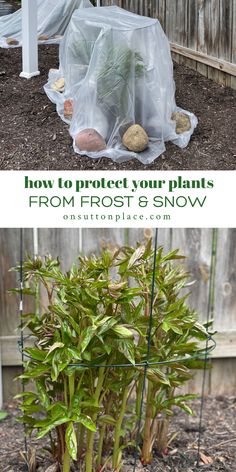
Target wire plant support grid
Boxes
[18,228,216,471]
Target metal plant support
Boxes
[18,228,216,470]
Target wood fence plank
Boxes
[206,0,220,83]
[82,228,125,254]
[201,228,236,396]
[0,229,33,336]
[196,0,209,77]
[212,331,236,358]
[165,0,188,45]
[165,0,174,40]
[185,369,211,395]
[171,229,213,321]
[219,0,233,60]
[170,42,236,75]
[0,336,34,365]
[128,228,171,251]
[38,229,82,271]
[214,229,236,331]
[182,0,197,70]
[218,0,233,85]
[232,0,236,86]
[156,0,166,29]
[105,0,236,86]
[37,229,83,310]
[210,359,236,395]
[151,0,158,19]
[2,367,22,401]
[188,0,197,50]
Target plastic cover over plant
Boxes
[11,240,211,472]
[45,6,198,163]
[0,0,93,48]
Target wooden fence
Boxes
[0,228,236,400]
[101,0,236,89]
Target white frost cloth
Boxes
[0,0,93,48]
[44,6,198,164]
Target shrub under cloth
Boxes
[0,0,93,48]
[45,6,198,164]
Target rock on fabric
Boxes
[45,6,198,164]
[0,0,93,48]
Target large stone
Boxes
[52,77,65,93]
[172,112,191,134]
[122,124,149,152]
[38,34,49,41]
[75,128,107,152]
[6,37,19,46]
[64,99,73,120]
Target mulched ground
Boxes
[0,40,236,170]
[0,396,235,471]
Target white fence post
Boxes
[20,0,40,79]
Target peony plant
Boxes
[12,240,210,471]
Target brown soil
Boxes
[0,397,235,471]
[7,0,19,11]
[0,41,235,170]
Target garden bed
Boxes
[0,397,235,471]
[0,38,236,170]
[0,46,236,170]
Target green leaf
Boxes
[77,414,96,432]
[161,394,197,410]
[142,238,152,259]
[169,324,183,335]
[66,314,81,336]
[9,288,36,296]
[46,342,64,357]
[0,411,8,421]
[71,392,82,411]
[14,391,37,399]
[146,368,170,386]
[97,317,117,335]
[21,393,38,406]
[162,320,183,335]
[78,397,101,412]
[81,326,95,353]
[36,416,70,438]
[178,402,194,415]
[162,320,170,332]
[98,414,116,426]
[24,347,47,361]
[117,339,135,365]
[116,287,143,302]
[127,245,146,269]
[36,380,50,408]
[19,364,49,379]
[84,288,100,302]
[193,322,208,336]
[162,249,185,262]
[49,402,68,418]
[66,422,77,460]
[66,346,82,361]
[17,415,36,426]
[112,325,133,339]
